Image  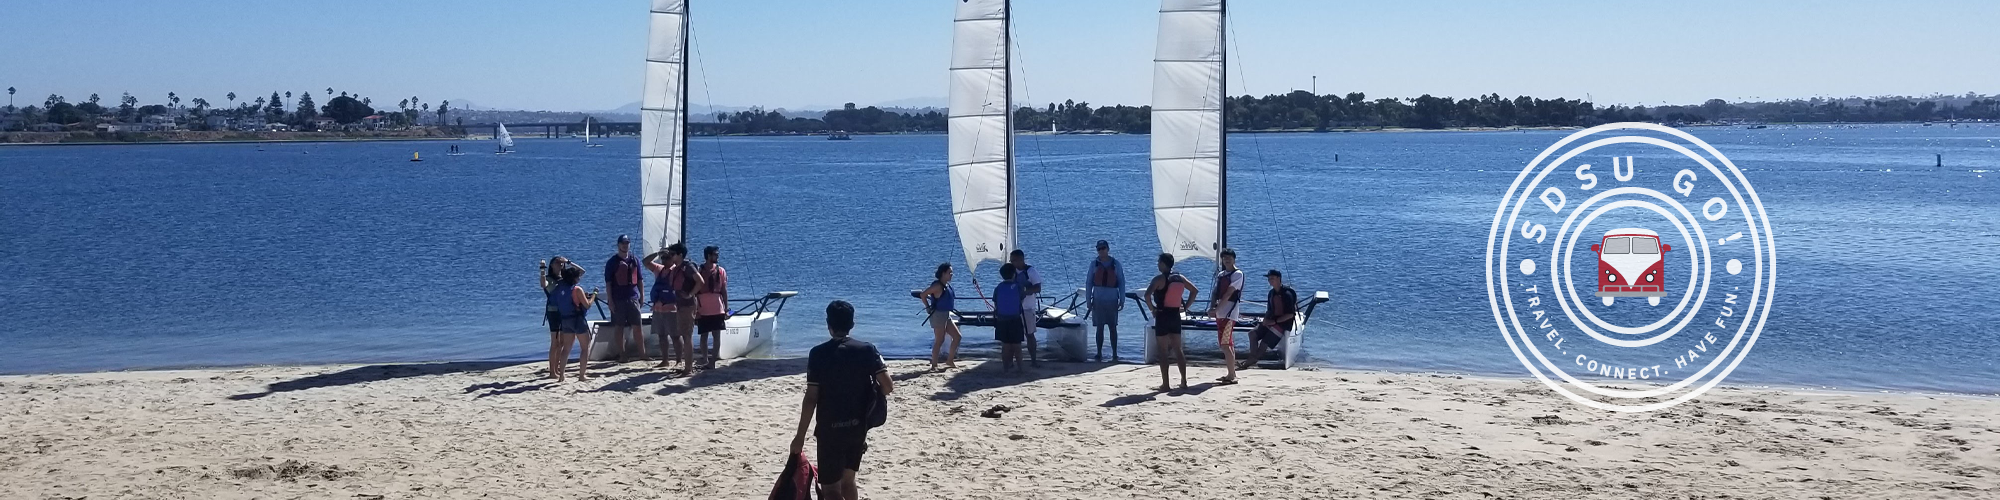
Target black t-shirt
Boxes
[1267,286,1299,330]
[807,336,887,438]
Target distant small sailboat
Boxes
[584,119,605,148]
[495,123,515,154]
[410,152,422,162]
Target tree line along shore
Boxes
[5,86,1996,141]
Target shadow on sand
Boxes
[653,357,811,396]
[929,360,1110,402]
[1098,380,1220,407]
[227,361,524,400]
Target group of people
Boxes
[536,238,1303,499]
[539,235,732,381]
[915,240,1302,390]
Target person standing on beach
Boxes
[1008,249,1043,367]
[603,235,648,363]
[1085,240,1126,362]
[1145,253,1197,391]
[992,264,1027,372]
[918,263,962,371]
[643,244,697,371]
[790,300,893,500]
[695,246,730,369]
[540,256,574,377]
[549,265,599,381]
[1211,248,1244,385]
[1241,269,1299,370]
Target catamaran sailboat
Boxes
[591,0,795,361]
[494,122,515,154]
[920,0,1089,362]
[584,119,604,147]
[1137,0,1326,369]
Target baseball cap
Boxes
[1095,240,1109,249]
[616,234,631,244]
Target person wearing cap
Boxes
[1240,269,1300,370]
[1084,240,1126,362]
[604,235,648,363]
[694,245,730,370]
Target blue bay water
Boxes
[1,125,1995,394]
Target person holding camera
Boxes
[548,265,599,381]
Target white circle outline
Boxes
[1485,122,1776,412]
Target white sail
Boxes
[497,122,515,148]
[584,119,592,143]
[1151,0,1225,263]
[640,0,689,257]
[947,0,1012,273]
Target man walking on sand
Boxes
[604,235,647,363]
[1086,240,1126,362]
[1008,249,1043,367]
[790,300,893,500]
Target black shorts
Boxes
[545,311,562,333]
[697,314,727,333]
[1253,325,1286,349]
[994,315,1025,344]
[608,299,643,327]
[1155,307,1182,337]
[816,433,868,482]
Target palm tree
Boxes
[6,86,14,111]
[168,92,180,109]
[326,87,334,96]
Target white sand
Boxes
[3,358,1996,499]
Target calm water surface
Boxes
[2,125,1995,394]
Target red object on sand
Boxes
[769,451,817,500]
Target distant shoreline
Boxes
[0,128,464,147]
[5,121,1977,146]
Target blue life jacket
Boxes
[993,282,1022,316]
[932,281,956,313]
[549,283,580,318]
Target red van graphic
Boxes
[1589,228,1672,306]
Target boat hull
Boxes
[1141,317,1309,370]
[587,311,780,361]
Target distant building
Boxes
[264,123,292,132]
[142,114,181,131]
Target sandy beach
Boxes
[3,358,1996,499]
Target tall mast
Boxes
[1215,0,1228,255]
[1003,0,1016,254]
[677,0,692,245]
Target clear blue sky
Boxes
[3,0,1995,112]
